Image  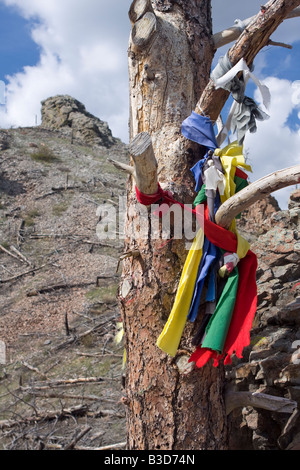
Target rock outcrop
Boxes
[41,95,118,148]
[0,130,10,151]
[228,189,300,450]
[236,194,281,242]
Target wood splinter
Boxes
[116,249,140,273]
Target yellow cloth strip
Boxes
[156,229,204,357]
[215,141,251,258]
[215,141,252,204]
[235,226,250,260]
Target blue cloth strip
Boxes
[188,238,220,322]
[206,266,216,302]
[181,111,223,323]
[181,111,217,150]
[190,153,209,192]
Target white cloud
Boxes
[244,77,300,209]
[0,0,132,141]
[0,54,74,127]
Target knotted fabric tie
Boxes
[135,183,196,215]
[211,53,270,145]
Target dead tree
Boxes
[118,0,300,450]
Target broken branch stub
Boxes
[107,158,135,176]
[215,164,300,229]
[129,132,158,195]
[129,0,154,24]
[131,12,157,51]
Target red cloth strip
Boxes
[292,282,300,291]
[235,167,248,180]
[135,183,167,206]
[135,183,196,215]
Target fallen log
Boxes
[225,390,297,415]
[0,405,88,430]
[0,263,50,284]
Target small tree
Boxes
[117,0,300,450]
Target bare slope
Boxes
[0,97,129,450]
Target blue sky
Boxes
[0,3,40,80]
[0,0,299,208]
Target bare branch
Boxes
[9,245,34,267]
[0,262,51,284]
[22,362,48,380]
[267,39,293,49]
[107,158,135,176]
[215,164,300,229]
[0,405,89,430]
[226,390,297,415]
[64,426,92,450]
[213,6,300,49]
[75,442,127,451]
[0,244,23,263]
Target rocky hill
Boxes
[0,95,299,450]
[41,95,119,148]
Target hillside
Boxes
[0,96,129,450]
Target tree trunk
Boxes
[121,0,228,451]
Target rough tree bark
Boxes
[119,0,300,450]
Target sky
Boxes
[0,0,299,208]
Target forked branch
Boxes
[197,0,300,121]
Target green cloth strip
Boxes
[201,266,239,354]
[193,184,207,206]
